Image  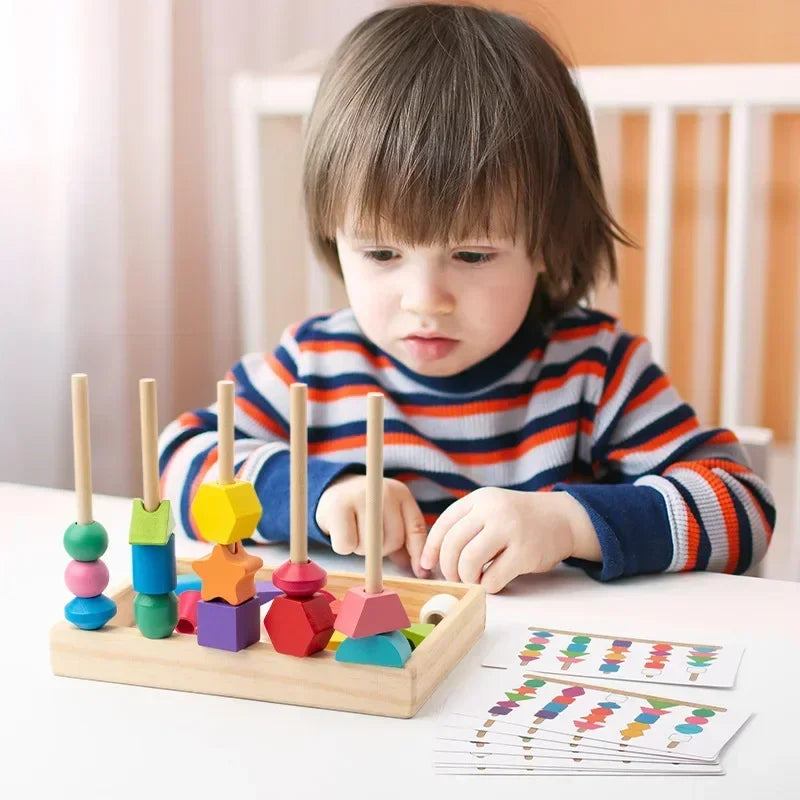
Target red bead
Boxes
[176,590,201,634]
[264,594,334,656]
[271,559,327,598]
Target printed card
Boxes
[482,626,745,687]
[440,671,751,760]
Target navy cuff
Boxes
[253,451,361,545]
[553,483,673,581]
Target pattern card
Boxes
[443,672,750,760]
[439,718,711,763]
[482,626,745,687]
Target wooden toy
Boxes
[189,380,261,547]
[192,542,261,604]
[177,590,201,634]
[264,383,335,655]
[50,376,486,718]
[325,630,347,652]
[419,592,458,625]
[189,381,264,651]
[52,558,485,717]
[255,581,283,604]
[401,623,435,650]
[176,574,202,594]
[197,597,261,652]
[335,393,410,651]
[336,630,412,667]
[62,374,116,630]
[131,379,177,638]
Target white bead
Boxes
[419,593,458,626]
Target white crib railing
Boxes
[231,64,800,485]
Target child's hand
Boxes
[419,488,600,593]
[316,474,431,577]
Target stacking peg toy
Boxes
[130,379,178,638]
[264,383,335,656]
[335,393,411,667]
[192,380,264,652]
[63,374,116,630]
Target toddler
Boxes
[158,3,775,593]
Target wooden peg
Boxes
[71,374,92,526]
[139,379,160,512]
[290,382,308,565]
[335,393,410,639]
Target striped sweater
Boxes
[158,305,775,581]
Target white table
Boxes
[2,482,798,797]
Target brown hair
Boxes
[302,2,633,321]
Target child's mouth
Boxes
[402,336,459,361]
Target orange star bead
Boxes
[192,543,263,606]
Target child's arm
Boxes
[555,330,776,581]
[157,325,358,544]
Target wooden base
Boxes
[50,558,486,718]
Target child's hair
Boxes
[302,2,632,321]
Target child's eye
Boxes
[454,251,495,264]
[363,249,397,262]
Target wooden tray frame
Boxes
[50,558,486,718]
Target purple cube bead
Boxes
[255,580,283,605]
[196,597,261,652]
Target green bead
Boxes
[63,521,109,561]
[134,592,178,639]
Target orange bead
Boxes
[191,543,263,606]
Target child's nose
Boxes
[399,273,455,316]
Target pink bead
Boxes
[65,559,109,597]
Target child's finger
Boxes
[400,496,429,578]
[382,501,405,556]
[438,511,484,582]
[388,548,411,570]
[457,527,505,585]
[478,547,517,594]
[420,495,472,571]
[327,505,359,555]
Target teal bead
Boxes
[134,592,178,639]
[64,521,109,561]
[65,594,117,630]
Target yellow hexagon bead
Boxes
[190,480,262,545]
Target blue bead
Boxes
[132,534,177,594]
[175,574,202,595]
[335,630,412,667]
[64,594,117,630]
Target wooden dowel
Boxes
[290,383,308,564]
[218,380,234,485]
[365,392,384,595]
[139,379,160,512]
[71,374,92,525]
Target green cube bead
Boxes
[129,498,174,545]
[134,592,178,639]
[63,521,109,561]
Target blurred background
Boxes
[1,0,798,575]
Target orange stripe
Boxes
[705,429,738,446]
[551,321,616,342]
[266,354,295,387]
[308,422,578,466]
[624,374,669,415]
[607,416,699,460]
[177,411,203,428]
[535,360,605,394]
[299,340,394,368]
[236,396,288,439]
[676,462,740,573]
[682,504,701,571]
[599,336,644,410]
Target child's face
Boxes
[335,224,542,378]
